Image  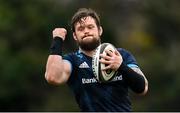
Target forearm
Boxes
[45,37,65,85]
[45,55,64,85]
[118,63,148,94]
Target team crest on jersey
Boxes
[79,62,90,68]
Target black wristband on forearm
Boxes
[118,63,145,93]
[50,37,63,55]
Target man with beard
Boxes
[45,8,148,112]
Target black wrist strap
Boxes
[50,37,63,55]
[118,63,145,93]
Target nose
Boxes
[84,27,89,34]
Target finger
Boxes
[105,50,114,56]
[101,65,112,71]
[99,58,111,64]
[100,54,111,60]
[53,28,67,39]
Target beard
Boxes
[77,36,101,51]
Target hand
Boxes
[52,28,67,41]
[99,50,123,71]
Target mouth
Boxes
[82,35,93,40]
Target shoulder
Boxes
[63,51,79,60]
[117,48,133,58]
[63,50,86,64]
[117,48,138,65]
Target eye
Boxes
[88,25,94,29]
[77,26,84,31]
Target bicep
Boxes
[129,65,148,85]
[130,66,144,76]
[61,60,72,83]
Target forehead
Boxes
[75,16,96,27]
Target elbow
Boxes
[139,77,149,95]
[130,78,149,95]
[140,81,148,95]
[45,72,65,85]
[135,80,149,96]
[137,85,148,96]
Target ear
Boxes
[99,26,103,36]
[73,32,77,41]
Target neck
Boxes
[79,48,96,57]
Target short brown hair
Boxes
[71,8,101,32]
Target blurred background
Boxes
[0,0,180,111]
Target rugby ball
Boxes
[92,43,117,83]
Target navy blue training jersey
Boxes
[63,48,139,112]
